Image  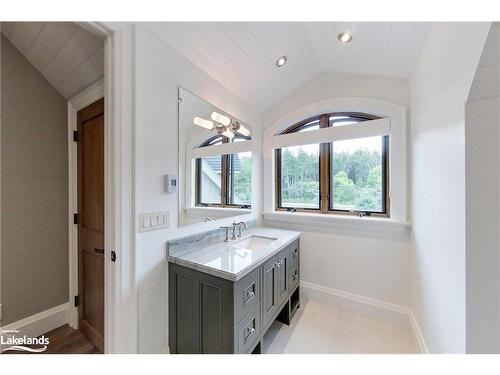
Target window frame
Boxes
[275,112,390,217]
[195,134,252,209]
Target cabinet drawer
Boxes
[234,268,260,321]
[237,309,261,353]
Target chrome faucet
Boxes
[235,221,248,238]
[204,217,215,222]
[220,226,230,242]
[231,221,238,240]
[225,221,248,241]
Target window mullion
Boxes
[319,114,329,214]
[221,154,228,206]
[221,136,229,207]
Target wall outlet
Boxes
[139,212,170,232]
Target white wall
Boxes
[465,97,500,353]
[262,72,412,309]
[133,24,261,353]
[409,22,490,353]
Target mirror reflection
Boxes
[178,87,252,226]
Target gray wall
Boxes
[465,24,500,354]
[1,35,68,325]
[465,97,500,353]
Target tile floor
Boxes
[262,299,418,354]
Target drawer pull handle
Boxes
[247,327,255,335]
[246,291,255,299]
[293,271,299,281]
[293,249,298,257]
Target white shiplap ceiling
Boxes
[143,22,432,111]
[468,22,500,102]
[1,22,104,99]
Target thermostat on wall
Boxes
[165,174,177,194]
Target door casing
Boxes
[67,22,138,354]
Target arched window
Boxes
[195,134,252,208]
[275,112,389,216]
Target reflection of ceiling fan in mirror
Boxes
[193,111,250,139]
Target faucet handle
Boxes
[220,226,230,242]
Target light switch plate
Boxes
[139,211,170,232]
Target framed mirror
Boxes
[178,87,253,226]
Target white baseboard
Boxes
[300,281,428,353]
[0,303,70,338]
[408,309,429,354]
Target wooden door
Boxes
[77,98,104,352]
[262,256,278,327]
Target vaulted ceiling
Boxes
[1,22,104,99]
[469,22,500,101]
[143,22,432,112]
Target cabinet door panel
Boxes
[277,247,291,306]
[262,256,278,326]
[169,263,233,354]
[173,273,201,353]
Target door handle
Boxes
[94,248,105,255]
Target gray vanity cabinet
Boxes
[169,238,300,354]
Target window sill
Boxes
[262,211,411,233]
[184,206,251,216]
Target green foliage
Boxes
[332,171,356,204]
[281,148,320,207]
[282,147,383,211]
[233,156,252,204]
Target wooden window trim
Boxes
[319,114,329,214]
[275,112,390,217]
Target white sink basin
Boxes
[230,235,277,251]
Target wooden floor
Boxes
[2,325,101,354]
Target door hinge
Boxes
[111,251,117,263]
[74,295,80,307]
[73,130,79,142]
[73,213,79,224]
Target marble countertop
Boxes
[167,227,300,281]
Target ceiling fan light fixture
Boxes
[221,129,235,139]
[235,123,250,137]
[193,116,214,130]
[211,111,231,126]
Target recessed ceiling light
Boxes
[337,32,353,43]
[276,55,287,67]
